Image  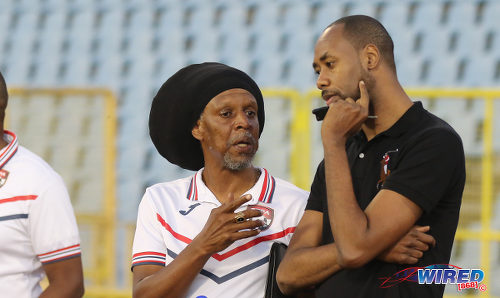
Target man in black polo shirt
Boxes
[277,15,465,297]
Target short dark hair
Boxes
[329,15,396,71]
[0,72,8,122]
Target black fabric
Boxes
[265,242,295,298]
[149,62,265,170]
[305,102,465,298]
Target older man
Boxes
[131,62,309,297]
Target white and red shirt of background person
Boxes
[0,131,81,297]
[132,167,308,298]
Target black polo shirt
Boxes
[306,102,465,298]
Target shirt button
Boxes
[359,153,365,159]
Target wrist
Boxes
[189,237,214,259]
[322,137,346,151]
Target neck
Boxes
[201,165,260,204]
[361,77,413,141]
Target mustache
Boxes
[321,89,344,101]
[228,131,257,146]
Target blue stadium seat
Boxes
[423,55,459,86]
[379,2,409,30]
[346,1,379,18]
[416,27,451,59]
[312,2,343,34]
[446,1,477,30]
[412,2,443,32]
[482,0,500,29]
[281,2,311,33]
[462,55,497,86]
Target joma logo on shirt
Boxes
[179,203,201,215]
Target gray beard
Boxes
[223,152,254,171]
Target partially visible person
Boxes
[278,15,464,298]
[0,71,84,297]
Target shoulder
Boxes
[11,146,66,187]
[408,111,464,151]
[141,175,194,206]
[273,176,309,196]
[269,175,309,206]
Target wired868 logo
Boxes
[380,264,487,292]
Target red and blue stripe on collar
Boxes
[0,130,18,170]
[185,168,275,204]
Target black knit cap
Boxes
[149,62,265,171]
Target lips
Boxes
[321,90,338,102]
[230,134,256,153]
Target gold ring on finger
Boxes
[234,211,245,223]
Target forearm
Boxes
[134,242,211,298]
[323,143,372,266]
[39,279,84,298]
[277,243,342,294]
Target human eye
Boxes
[220,110,232,118]
[325,61,335,69]
[246,109,256,117]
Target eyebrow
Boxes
[312,52,335,69]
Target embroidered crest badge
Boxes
[377,149,398,190]
[247,204,274,231]
[0,169,9,188]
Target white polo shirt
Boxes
[0,131,81,298]
[132,167,308,298]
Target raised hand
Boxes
[321,81,370,146]
[377,225,436,264]
[192,194,264,255]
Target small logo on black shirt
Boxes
[377,149,398,190]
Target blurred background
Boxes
[1,0,499,296]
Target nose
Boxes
[316,70,330,90]
[234,111,252,130]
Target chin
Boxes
[223,154,254,171]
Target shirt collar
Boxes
[185,167,276,206]
[353,101,425,142]
[0,130,19,169]
[381,101,424,138]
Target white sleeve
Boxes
[131,190,167,269]
[285,192,308,244]
[29,176,81,264]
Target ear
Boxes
[191,118,203,141]
[363,44,380,70]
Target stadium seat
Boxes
[346,1,379,18]
[415,27,451,59]
[423,55,459,86]
[312,1,343,33]
[411,2,442,32]
[281,2,311,33]
[482,0,500,29]
[446,1,477,30]
[378,2,409,30]
[462,54,497,86]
